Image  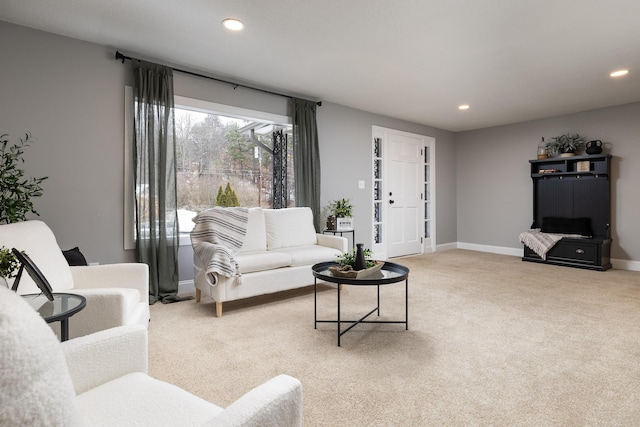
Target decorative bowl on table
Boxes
[329,261,384,278]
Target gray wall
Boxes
[1,22,133,264]
[0,21,458,282]
[456,102,640,261]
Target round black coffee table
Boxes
[312,261,409,346]
[22,293,86,341]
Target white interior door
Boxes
[386,132,423,258]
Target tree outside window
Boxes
[174,107,294,234]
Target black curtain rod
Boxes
[115,51,321,107]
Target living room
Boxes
[1,2,640,425]
[1,10,639,271]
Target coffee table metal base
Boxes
[314,278,408,346]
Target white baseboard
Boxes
[435,242,458,252]
[611,258,640,271]
[451,242,640,271]
[456,242,522,257]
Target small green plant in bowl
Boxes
[330,246,384,278]
[335,247,376,270]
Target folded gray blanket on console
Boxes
[519,228,586,260]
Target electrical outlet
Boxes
[358,180,365,189]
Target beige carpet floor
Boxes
[148,250,640,426]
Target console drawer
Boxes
[522,238,611,271]
[547,241,597,265]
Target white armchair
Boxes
[0,220,149,339]
[0,286,303,426]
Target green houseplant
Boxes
[330,198,353,218]
[0,133,48,224]
[546,133,586,157]
[0,246,21,288]
[329,243,384,278]
[324,198,353,230]
[335,246,376,270]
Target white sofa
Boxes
[193,207,347,317]
[0,220,150,339]
[0,286,302,427]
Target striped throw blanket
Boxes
[190,207,249,285]
[519,228,586,260]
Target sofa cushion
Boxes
[271,245,342,267]
[264,207,317,250]
[236,251,292,274]
[240,207,267,253]
[77,372,222,426]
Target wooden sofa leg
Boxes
[195,288,201,303]
[216,302,223,317]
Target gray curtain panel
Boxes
[131,60,180,304]
[291,98,321,231]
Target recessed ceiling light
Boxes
[610,69,629,77]
[458,104,470,110]
[222,18,244,31]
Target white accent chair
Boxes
[0,287,303,426]
[0,220,150,339]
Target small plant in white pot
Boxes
[324,198,353,230]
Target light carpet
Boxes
[148,250,640,426]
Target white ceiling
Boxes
[2,0,639,132]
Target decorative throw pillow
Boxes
[240,208,267,253]
[541,217,591,236]
[264,207,317,250]
[62,247,88,266]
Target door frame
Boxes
[371,126,436,259]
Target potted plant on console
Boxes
[547,133,586,157]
